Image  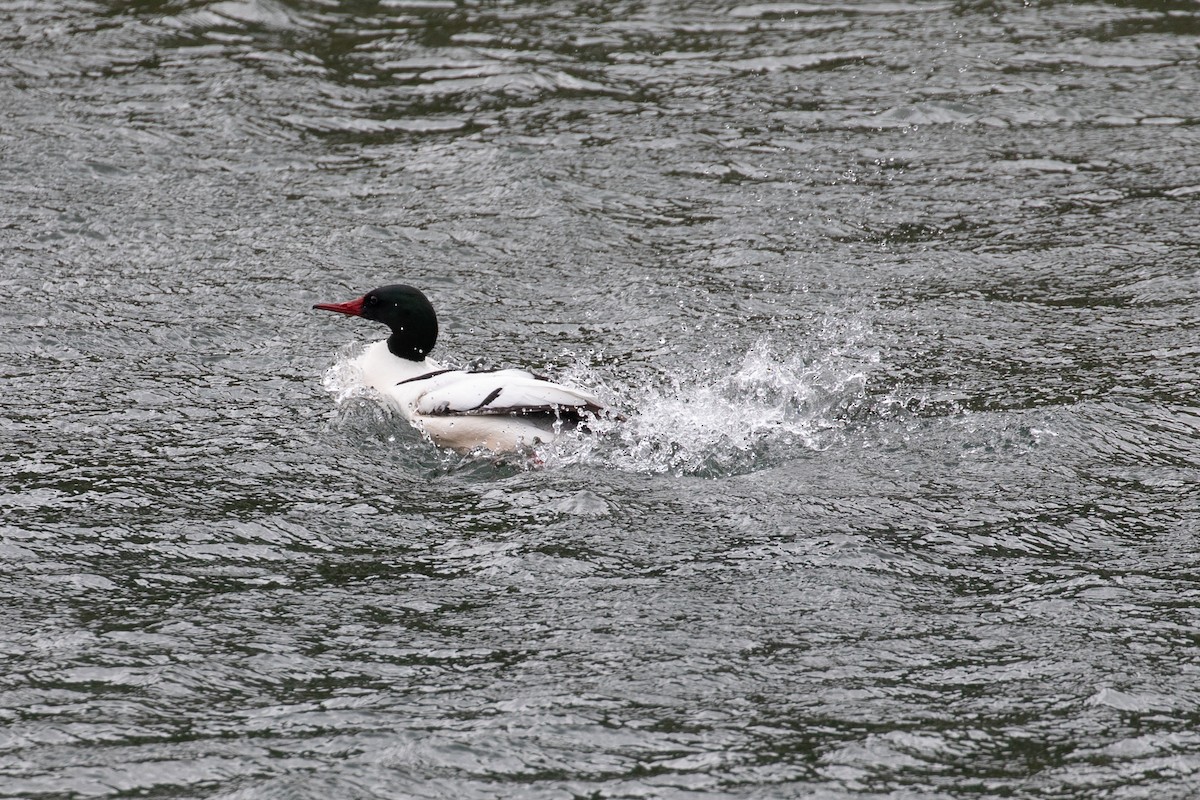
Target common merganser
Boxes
[314,284,610,453]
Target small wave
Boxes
[725,50,879,73]
[320,343,427,451]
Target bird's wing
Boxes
[414,369,604,417]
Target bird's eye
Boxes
[364,295,380,307]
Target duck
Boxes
[314,284,611,453]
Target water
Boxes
[2,0,1199,797]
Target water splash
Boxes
[547,327,879,476]
[319,318,881,477]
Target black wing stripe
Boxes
[471,387,504,411]
[422,402,609,420]
[395,368,457,386]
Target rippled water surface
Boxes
[3,1,1199,797]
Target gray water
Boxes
[3,1,1199,797]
